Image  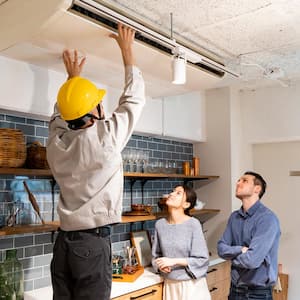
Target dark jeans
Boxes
[229,284,273,300]
[51,227,112,300]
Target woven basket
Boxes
[26,141,49,169]
[0,128,27,168]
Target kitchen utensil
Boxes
[23,181,45,225]
[6,207,20,227]
[130,204,152,215]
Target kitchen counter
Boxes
[24,257,225,300]
[24,268,162,300]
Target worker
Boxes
[46,23,145,300]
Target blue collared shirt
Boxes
[217,201,280,287]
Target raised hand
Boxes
[109,23,135,66]
[62,49,86,79]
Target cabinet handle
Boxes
[130,289,157,299]
[209,287,218,293]
[207,268,217,274]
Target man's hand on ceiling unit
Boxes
[110,23,136,67]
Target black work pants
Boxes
[51,227,112,300]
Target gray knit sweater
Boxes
[152,217,209,281]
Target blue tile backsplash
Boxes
[0,111,193,291]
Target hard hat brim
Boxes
[98,89,106,103]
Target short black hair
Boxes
[244,171,267,199]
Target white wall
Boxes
[194,87,232,253]
[253,142,300,300]
[229,87,253,210]
[240,83,300,300]
[240,84,300,143]
[195,83,300,300]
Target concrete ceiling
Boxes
[99,0,300,90]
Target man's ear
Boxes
[254,185,261,195]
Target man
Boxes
[46,24,145,300]
[217,171,280,300]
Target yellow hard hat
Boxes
[57,76,106,121]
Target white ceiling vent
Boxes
[0,0,236,96]
[69,0,238,78]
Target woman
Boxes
[152,185,211,300]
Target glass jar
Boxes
[0,249,24,300]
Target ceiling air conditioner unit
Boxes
[0,0,237,97]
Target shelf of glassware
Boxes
[0,168,219,183]
[0,168,220,235]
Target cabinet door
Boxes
[134,97,163,136]
[163,91,206,142]
[103,88,163,136]
[112,283,163,300]
[0,56,64,119]
[207,261,231,300]
[209,278,230,300]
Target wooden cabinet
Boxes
[273,273,288,300]
[112,283,163,300]
[207,261,231,300]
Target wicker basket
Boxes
[0,128,27,168]
[26,141,49,169]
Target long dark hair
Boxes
[179,185,197,215]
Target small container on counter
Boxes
[193,157,200,176]
[182,161,190,176]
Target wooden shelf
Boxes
[0,209,220,236]
[0,168,218,183]
[154,209,220,223]
[0,167,52,177]
[121,214,156,223]
[121,209,220,224]
[0,168,219,180]
[124,172,219,187]
[0,221,59,236]
[289,171,300,176]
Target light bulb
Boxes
[172,56,186,84]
